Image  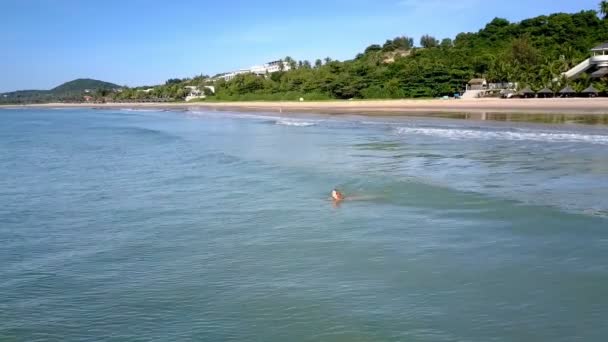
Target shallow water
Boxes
[1,108,608,341]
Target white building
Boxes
[219,69,251,81]
[185,85,215,101]
[264,60,289,73]
[215,60,291,81]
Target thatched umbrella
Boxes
[519,87,535,98]
[537,87,554,98]
[559,85,577,98]
[582,85,599,97]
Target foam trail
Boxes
[396,126,608,145]
[119,108,160,112]
[275,119,317,127]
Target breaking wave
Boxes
[395,126,608,145]
[275,119,317,127]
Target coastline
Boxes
[2,98,608,115]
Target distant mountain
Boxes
[1,78,120,104]
[50,78,120,94]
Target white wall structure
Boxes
[215,60,291,81]
[184,85,216,101]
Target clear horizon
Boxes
[0,0,600,93]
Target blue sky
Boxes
[0,0,600,92]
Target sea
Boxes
[1,108,608,341]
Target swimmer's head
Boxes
[331,189,344,201]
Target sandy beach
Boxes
[2,98,608,115]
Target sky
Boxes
[0,0,600,92]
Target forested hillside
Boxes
[1,79,119,104]
[210,6,608,100]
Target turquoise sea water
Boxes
[1,108,608,341]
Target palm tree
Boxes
[600,0,608,19]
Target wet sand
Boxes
[2,98,608,115]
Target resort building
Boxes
[219,69,251,81]
[184,85,215,102]
[563,42,608,79]
[215,60,291,81]
[467,78,487,91]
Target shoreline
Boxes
[2,98,608,115]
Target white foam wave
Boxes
[395,126,608,145]
[275,119,317,127]
[119,108,159,112]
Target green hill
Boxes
[50,78,119,94]
[1,78,120,104]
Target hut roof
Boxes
[559,85,577,94]
[519,87,535,94]
[537,88,553,94]
[591,42,608,52]
[582,85,599,94]
[468,78,486,85]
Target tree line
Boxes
[208,6,608,100]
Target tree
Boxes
[509,37,539,66]
[440,38,453,49]
[95,88,109,97]
[165,78,181,85]
[303,60,312,69]
[315,59,323,68]
[393,36,414,49]
[364,44,382,54]
[382,39,396,51]
[601,0,608,19]
[202,87,215,96]
[420,34,439,48]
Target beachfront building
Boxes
[215,60,291,81]
[184,85,215,101]
[467,78,487,91]
[461,78,488,99]
[562,42,608,79]
[488,82,517,90]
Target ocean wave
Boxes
[395,126,608,145]
[118,108,160,112]
[275,119,317,127]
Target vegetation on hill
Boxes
[1,78,120,104]
[207,7,608,100]
[50,79,119,93]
